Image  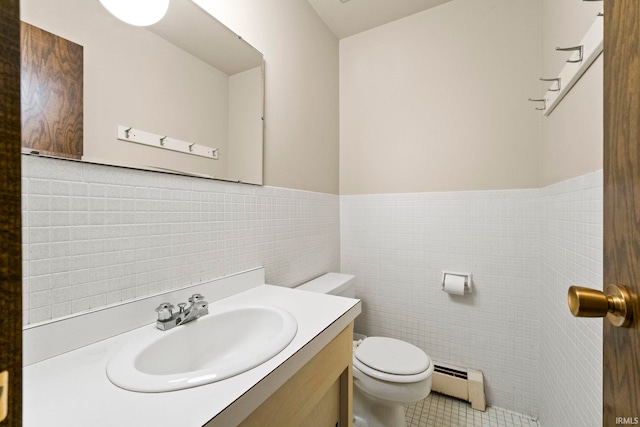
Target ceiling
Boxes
[308,0,453,39]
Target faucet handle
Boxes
[188,293,205,303]
[155,303,174,321]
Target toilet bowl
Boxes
[295,273,434,427]
[352,336,433,427]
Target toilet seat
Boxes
[353,337,432,384]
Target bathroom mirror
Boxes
[20,0,264,184]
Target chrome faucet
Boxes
[154,293,209,331]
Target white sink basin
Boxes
[106,304,297,392]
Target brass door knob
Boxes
[567,284,634,327]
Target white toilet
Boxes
[296,273,434,427]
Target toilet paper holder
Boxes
[441,271,473,294]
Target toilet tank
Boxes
[296,273,356,298]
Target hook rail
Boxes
[533,11,603,116]
[116,125,219,160]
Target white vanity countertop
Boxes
[23,285,361,427]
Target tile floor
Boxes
[405,393,540,427]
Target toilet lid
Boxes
[354,337,430,375]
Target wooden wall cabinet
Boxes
[21,22,83,159]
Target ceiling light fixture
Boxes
[98,0,170,27]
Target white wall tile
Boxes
[341,189,542,416]
[340,171,602,421]
[22,156,340,325]
[538,170,602,427]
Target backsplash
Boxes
[22,156,340,324]
[341,170,602,420]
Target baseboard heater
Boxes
[431,363,486,411]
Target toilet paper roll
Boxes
[443,274,466,295]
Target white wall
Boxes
[339,0,542,195]
[194,0,340,195]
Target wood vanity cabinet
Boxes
[239,324,354,427]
